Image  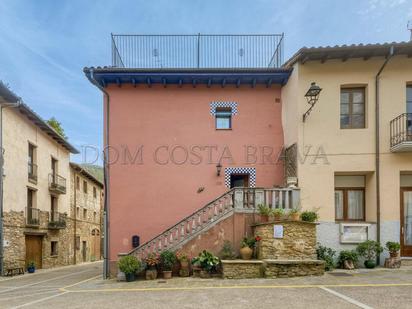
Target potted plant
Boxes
[176,251,190,277]
[160,250,176,279]
[218,240,236,260]
[191,250,220,278]
[272,208,284,221]
[338,250,358,270]
[300,210,319,222]
[27,261,36,273]
[257,204,271,222]
[118,255,141,282]
[386,241,401,258]
[144,253,159,280]
[356,240,383,269]
[289,208,300,221]
[240,237,257,260]
[316,244,336,271]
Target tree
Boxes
[47,117,67,139]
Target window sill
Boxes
[215,128,232,131]
[50,255,58,258]
[335,220,376,224]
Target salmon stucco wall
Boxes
[105,84,285,261]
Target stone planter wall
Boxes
[221,260,264,279]
[253,221,317,260]
[264,260,324,278]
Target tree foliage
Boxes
[47,117,67,139]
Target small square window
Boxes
[83,209,87,220]
[83,181,88,194]
[76,176,80,190]
[93,187,97,198]
[215,108,232,129]
[51,241,58,256]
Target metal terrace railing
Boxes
[390,113,412,150]
[111,34,284,69]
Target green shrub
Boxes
[356,240,383,261]
[300,210,318,222]
[272,208,284,217]
[241,237,256,248]
[191,250,220,272]
[385,241,400,253]
[316,244,336,271]
[159,250,177,271]
[338,250,359,268]
[219,240,236,259]
[118,255,141,275]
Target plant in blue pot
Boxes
[27,261,36,273]
[356,240,383,269]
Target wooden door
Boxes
[25,235,42,269]
[401,188,412,256]
[82,241,87,262]
[91,229,100,260]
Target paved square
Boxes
[1,262,412,308]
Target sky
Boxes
[0,0,411,165]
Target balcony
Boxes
[111,34,284,69]
[48,173,66,194]
[390,113,412,152]
[28,162,37,183]
[48,212,66,229]
[26,207,40,227]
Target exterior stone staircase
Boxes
[127,187,300,260]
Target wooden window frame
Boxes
[335,187,366,221]
[83,180,88,194]
[340,87,366,129]
[93,186,97,198]
[50,241,58,256]
[215,108,232,130]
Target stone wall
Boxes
[221,260,264,279]
[264,260,324,278]
[253,221,317,260]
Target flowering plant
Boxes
[175,251,189,262]
[255,235,262,242]
[145,253,159,268]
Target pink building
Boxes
[85,34,299,276]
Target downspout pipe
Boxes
[375,45,394,265]
[84,68,110,279]
[0,100,21,275]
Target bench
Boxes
[5,267,24,276]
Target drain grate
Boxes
[328,272,354,277]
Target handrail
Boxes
[390,113,412,148]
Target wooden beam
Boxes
[146,77,152,87]
[162,78,167,88]
[266,79,272,88]
[116,78,121,87]
[131,78,136,87]
[178,79,183,88]
[221,79,226,88]
[192,79,197,88]
[236,79,241,88]
[101,79,106,88]
[251,79,256,88]
[300,55,310,64]
[207,79,212,88]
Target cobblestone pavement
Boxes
[1,263,412,308]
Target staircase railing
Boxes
[128,187,300,259]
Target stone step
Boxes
[401,258,412,266]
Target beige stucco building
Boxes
[282,42,412,262]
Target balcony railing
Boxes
[111,34,284,69]
[26,207,40,226]
[390,113,412,152]
[48,212,66,229]
[48,173,66,194]
[28,162,37,183]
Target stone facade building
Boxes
[70,163,103,264]
[0,83,103,273]
[0,82,79,271]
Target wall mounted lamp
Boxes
[303,82,322,122]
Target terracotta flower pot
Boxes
[163,270,172,279]
[290,213,300,221]
[145,268,157,280]
[260,215,269,223]
[180,260,189,268]
[389,251,399,258]
[240,246,253,260]
[274,215,282,221]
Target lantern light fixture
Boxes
[303,82,322,122]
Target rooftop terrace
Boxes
[111,34,284,69]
